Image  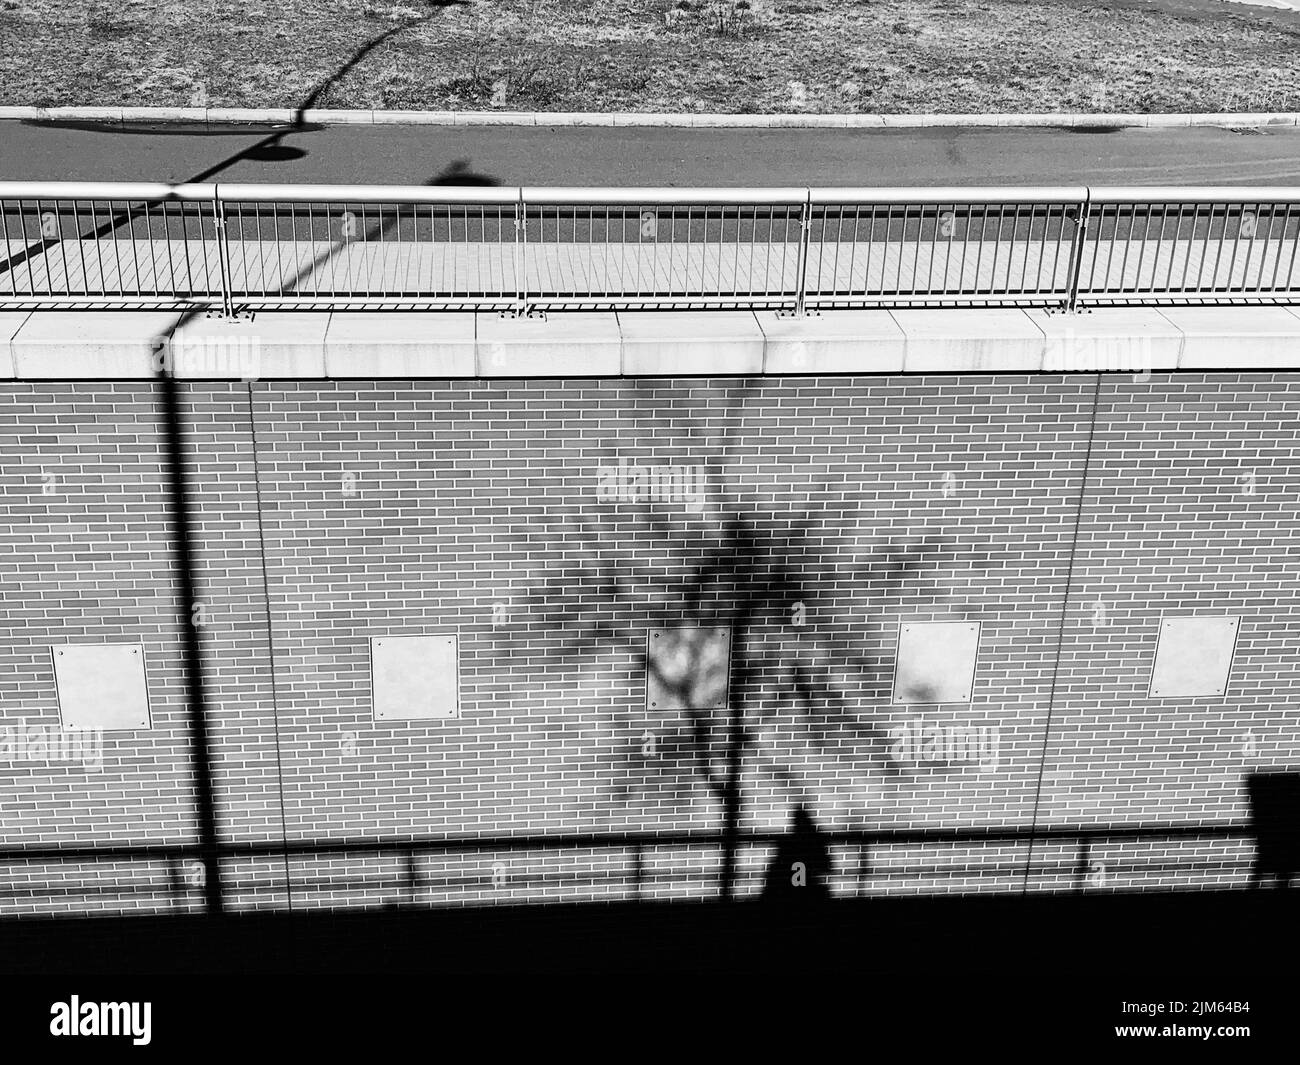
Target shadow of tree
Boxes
[491,381,1002,897]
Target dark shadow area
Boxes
[761,805,831,904]
[428,159,501,186]
[1249,770,1300,888]
[0,889,1293,975]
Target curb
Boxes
[0,106,1298,130]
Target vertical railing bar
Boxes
[843,205,859,304]
[971,203,989,298]
[0,198,17,297]
[1116,201,1137,298]
[49,199,72,298]
[956,204,971,300]
[241,199,259,306]
[759,204,769,304]
[73,198,96,298]
[748,202,759,304]
[124,197,144,298]
[178,201,195,298]
[1268,203,1290,292]
[1153,202,1170,297]
[1132,203,1154,296]
[1226,201,1247,294]
[157,200,173,299]
[1208,201,1229,296]
[1018,204,1032,295]
[1036,203,1053,298]
[928,201,941,296]
[894,203,906,295]
[1191,201,1212,296]
[987,203,1005,298]
[27,199,47,297]
[271,201,285,301]
[67,198,87,297]
[1094,203,1113,297]
[830,203,845,298]
[730,204,741,300]
[1255,203,1275,295]
[1281,203,1300,293]
[141,200,159,297]
[943,202,958,298]
[1170,201,1190,295]
[686,203,695,301]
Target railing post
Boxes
[1074,836,1091,893]
[212,187,234,318]
[1064,188,1091,313]
[791,188,813,316]
[514,188,527,318]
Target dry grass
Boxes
[1,0,1298,113]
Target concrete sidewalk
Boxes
[3,306,1298,379]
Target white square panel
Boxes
[371,635,459,721]
[647,627,731,711]
[52,643,151,731]
[1149,617,1239,698]
[892,621,981,704]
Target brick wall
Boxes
[0,372,1296,914]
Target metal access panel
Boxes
[371,634,459,721]
[892,621,981,704]
[646,626,731,711]
[52,643,151,731]
[1149,616,1239,698]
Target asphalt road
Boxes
[1,120,1299,188]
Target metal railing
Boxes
[0,821,1260,915]
[3,183,1300,314]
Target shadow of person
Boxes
[428,159,502,186]
[762,804,832,904]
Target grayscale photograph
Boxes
[0,0,1295,1051]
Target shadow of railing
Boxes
[0,821,1262,917]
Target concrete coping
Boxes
[3,307,1300,380]
[0,106,1298,129]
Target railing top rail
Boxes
[4,181,1300,206]
[522,186,809,205]
[809,186,1090,205]
[212,182,520,204]
[1089,186,1300,204]
[0,181,217,201]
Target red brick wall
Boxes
[0,372,1296,914]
